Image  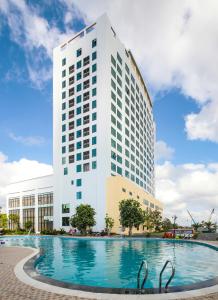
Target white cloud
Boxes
[0,151,53,208]
[156,161,218,225]
[155,140,174,161]
[1,0,218,140]
[0,0,75,88]
[8,132,45,146]
[67,0,218,143]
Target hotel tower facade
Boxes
[6,15,163,233]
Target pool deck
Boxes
[0,240,218,300]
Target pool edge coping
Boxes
[11,239,218,300]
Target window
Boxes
[125,63,129,74]
[83,68,89,78]
[92,88,97,96]
[92,124,97,133]
[92,100,97,109]
[76,153,82,161]
[62,91,66,100]
[83,103,89,113]
[111,138,116,148]
[83,151,89,160]
[92,136,97,145]
[76,192,82,200]
[62,204,70,213]
[111,55,116,67]
[62,102,66,110]
[92,52,97,60]
[83,163,90,172]
[64,167,68,175]
[62,70,66,77]
[69,64,74,74]
[69,121,74,130]
[92,38,97,48]
[76,106,81,115]
[92,64,97,72]
[76,95,82,104]
[83,56,89,66]
[117,52,122,65]
[69,87,74,97]
[69,110,74,119]
[69,76,74,85]
[117,166,122,175]
[83,139,89,148]
[76,179,82,186]
[62,217,70,226]
[77,60,82,69]
[62,157,66,165]
[62,135,66,143]
[117,65,122,77]
[111,67,116,79]
[77,83,82,92]
[111,79,116,91]
[83,127,89,136]
[83,80,90,89]
[76,48,82,57]
[92,76,97,85]
[62,113,66,121]
[83,91,89,101]
[92,161,97,169]
[76,141,82,149]
[69,143,74,152]
[76,164,81,172]
[62,124,66,132]
[62,58,66,66]
[77,72,82,81]
[92,112,97,121]
[69,98,74,108]
[62,81,66,89]
[76,130,82,138]
[111,162,116,172]
[92,148,97,157]
[69,155,74,164]
[83,115,90,125]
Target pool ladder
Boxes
[137,259,175,293]
[137,260,148,290]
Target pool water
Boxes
[1,236,218,289]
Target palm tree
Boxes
[192,222,202,232]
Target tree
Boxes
[70,204,96,235]
[161,218,173,232]
[0,214,8,229]
[105,214,114,235]
[119,199,144,236]
[151,209,162,232]
[9,214,19,230]
[24,220,33,231]
[143,208,154,232]
[191,222,202,232]
[202,221,216,233]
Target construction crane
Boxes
[187,209,196,225]
[208,208,215,223]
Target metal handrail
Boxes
[137,260,148,290]
[159,260,175,293]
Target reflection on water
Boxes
[1,236,218,288]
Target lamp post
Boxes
[172,215,177,238]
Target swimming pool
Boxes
[1,236,218,293]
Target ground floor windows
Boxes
[62,217,70,226]
[23,208,35,231]
[38,206,53,232]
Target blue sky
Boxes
[0,0,218,223]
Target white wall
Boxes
[6,174,53,232]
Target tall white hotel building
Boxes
[6,15,163,233]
